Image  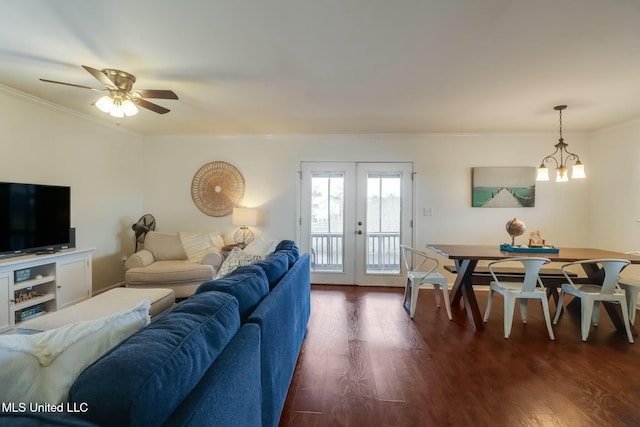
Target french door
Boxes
[299,162,413,286]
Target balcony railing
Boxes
[310,233,343,271]
[310,232,400,273]
[367,232,401,273]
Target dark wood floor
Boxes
[279,285,640,427]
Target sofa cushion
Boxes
[197,266,269,321]
[0,300,150,405]
[69,292,240,427]
[162,323,262,427]
[254,252,289,290]
[125,260,214,284]
[274,240,300,267]
[144,231,187,261]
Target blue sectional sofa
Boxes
[1,241,310,427]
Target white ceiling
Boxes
[1,0,640,135]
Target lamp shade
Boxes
[536,165,549,181]
[122,99,139,116]
[571,162,586,179]
[556,170,569,182]
[95,95,114,113]
[232,207,257,226]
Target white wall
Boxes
[587,119,640,283]
[587,119,640,252]
[8,86,633,292]
[0,89,144,293]
[146,133,590,250]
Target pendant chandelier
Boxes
[536,105,585,182]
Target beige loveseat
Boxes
[124,231,224,298]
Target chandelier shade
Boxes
[536,105,585,182]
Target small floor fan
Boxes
[132,214,156,252]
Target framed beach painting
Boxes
[472,167,536,208]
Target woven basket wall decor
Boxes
[191,161,245,217]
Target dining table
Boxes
[426,244,640,331]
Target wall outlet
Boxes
[423,208,433,216]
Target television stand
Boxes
[0,248,94,333]
[33,249,60,255]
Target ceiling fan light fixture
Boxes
[96,93,138,117]
[109,107,125,118]
[108,95,125,118]
[122,99,139,117]
[95,95,114,113]
[41,65,178,116]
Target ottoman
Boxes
[17,287,175,333]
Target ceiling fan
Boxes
[40,65,178,116]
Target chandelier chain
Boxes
[558,108,563,139]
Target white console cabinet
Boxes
[0,272,10,333]
[0,248,94,332]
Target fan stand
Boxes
[132,214,156,253]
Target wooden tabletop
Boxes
[426,244,640,332]
[426,244,640,264]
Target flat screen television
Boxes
[0,182,71,258]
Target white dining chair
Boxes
[619,251,640,325]
[553,259,633,343]
[619,278,639,325]
[483,257,555,340]
[400,245,451,320]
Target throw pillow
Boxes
[179,232,224,263]
[0,299,150,404]
[217,248,261,278]
[243,237,278,259]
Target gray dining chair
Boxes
[400,245,451,320]
[483,257,555,340]
[553,259,633,343]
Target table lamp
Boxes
[232,207,257,248]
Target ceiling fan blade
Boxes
[135,98,170,114]
[39,78,103,92]
[134,89,179,100]
[82,65,117,89]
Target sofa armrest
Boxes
[201,251,223,270]
[124,249,155,270]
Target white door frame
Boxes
[299,161,414,286]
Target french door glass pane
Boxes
[366,173,401,274]
[311,173,344,272]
